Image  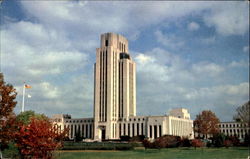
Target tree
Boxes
[15,117,67,159]
[16,110,48,125]
[194,110,220,139]
[233,101,250,124]
[0,73,17,150]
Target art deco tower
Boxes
[94,33,136,140]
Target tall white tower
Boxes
[94,33,136,140]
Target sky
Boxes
[1,1,249,122]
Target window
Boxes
[105,40,108,46]
[128,124,130,137]
[159,125,162,137]
[141,123,144,135]
[137,123,139,135]
[123,123,126,135]
[150,126,152,138]
[132,123,135,137]
[154,125,157,139]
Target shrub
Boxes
[206,141,212,148]
[159,135,180,148]
[130,135,146,142]
[212,133,225,147]
[228,136,240,146]
[191,139,203,149]
[120,136,131,142]
[244,134,249,146]
[62,142,134,150]
[224,140,232,148]
[142,135,181,149]
[142,139,152,149]
[179,138,191,147]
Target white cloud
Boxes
[188,22,200,31]
[155,30,185,49]
[204,1,249,36]
[135,54,154,65]
[201,36,216,44]
[192,62,224,76]
[229,60,249,68]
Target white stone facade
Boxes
[52,33,194,141]
[52,110,194,140]
[219,122,249,139]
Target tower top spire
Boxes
[100,33,129,53]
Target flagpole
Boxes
[21,83,26,112]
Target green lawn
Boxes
[55,147,249,159]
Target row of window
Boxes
[65,119,93,123]
[221,129,249,134]
[219,123,248,128]
[119,123,145,137]
[68,124,93,139]
[119,118,145,122]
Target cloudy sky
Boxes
[1,1,249,121]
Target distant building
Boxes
[219,122,249,140]
[52,33,194,141]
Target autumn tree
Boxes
[15,115,68,159]
[0,73,17,150]
[194,110,220,139]
[233,101,250,125]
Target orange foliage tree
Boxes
[0,73,17,150]
[15,117,68,159]
[194,110,220,139]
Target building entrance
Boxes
[101,129,106,141]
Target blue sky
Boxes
[1,1,249,121]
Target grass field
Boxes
[55,147,249,159]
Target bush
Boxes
[228,136,240,146]
[142,135,181,149]
[212,133,225,147]
[142,139,152,149]
[179,138,191,147]
[191,139,204,149]
[62,142,134,150]
[243,134,249,146]
[159,135,180,148]
[130,135,146,142]
[224,140,232,148]
[206,141,212,148]
[120,136,131,142]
